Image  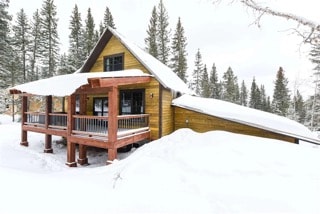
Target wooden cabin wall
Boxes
[86,35,163,140]
[90,35,147,73]
[174,107,296,143]
[161,88,174,137]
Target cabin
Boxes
[8,27,320,167]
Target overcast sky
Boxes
[8,0,320,97]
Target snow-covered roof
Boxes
[172,94,320,144]
[80,27,192,95]
[8,69,151,97]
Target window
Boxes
[120,90,145,115]
[93,97,108,116]
[104,53,124,71]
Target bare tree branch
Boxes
[216,0,320,44]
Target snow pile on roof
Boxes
[1,120,320,214]
[8,69,150,97]
[172,94,319,143]
[108,27,193,95]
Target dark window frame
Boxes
[120,89,145,115]
[93,97,108,116]
[103,53,124,72]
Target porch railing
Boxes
[25,112,67,129]
[25,112,149,137]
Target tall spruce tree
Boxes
[201,65,210,97]
[170,17,188,82]
[156,0,170,65]
[145,6,158,58]
[39,0,60,78]
[68,4,86,73]
[103,6,116,29]
[239,80,248,106]
[84,8,96,57]
[271,67,290,116]
[29,9,41,81]
[0,0,11,88]
[12,8,30,82]
[221,66,238,103]
[209,63,221,99]
[292,90,306,124]
[249,77,261,109]
[190,48,204,95]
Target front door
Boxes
[120,89,145,115]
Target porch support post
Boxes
[107,86,118,163]
[44,95,53,153]
[66,94,77,167]
[20,96,28,146]
[78,94,89,165]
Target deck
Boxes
[23,112,150,149]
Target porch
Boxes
[10,71,153,167]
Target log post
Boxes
[107,86,118,163]
[44,95,53,153]
[78,94,89,165]
[20,96,28,146]
[66,94,77,167]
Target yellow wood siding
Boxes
[174,107,296,143]
[161,88,174,136]
[90,35,148,73]
[86,35,164,140]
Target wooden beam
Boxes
[107,86,118,162]
[20,96,28,146]
[77,94,88,165]
[44,96,53,153]
[66,95,77,167]
[75,86,111,95]
[89,76,151,88]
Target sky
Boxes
[7,0,320,97]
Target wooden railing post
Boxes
[107,86,118,163]
[66,94,77,167]
[20,96,28,146]
[78,94,89,165]
[44,95,53,153]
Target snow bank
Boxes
[1,117,320,214]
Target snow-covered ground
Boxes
[1,114,320,214]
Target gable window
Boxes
[104,53,124,71]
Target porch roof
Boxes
[8,69,151,97]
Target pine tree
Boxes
[145,6,158,58]
[208,63,221,99]
[271,67,290,116]
[29,9,42,81]
[103,6,116,29]
[292,90,306,123]
[84,8,96,57]
[57,53,69,75]
[249,77,261,109]
[190,48,204,95]
[68,4,86,73]
[259,85,266,110]
[39,0,60,78]
[170,17,188,82]
[221,66,238,103]
[12,8,30,82]
[201,65,210,97]
[156,0,170,65]
[239,80,248,106]
[0,0,11,88]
